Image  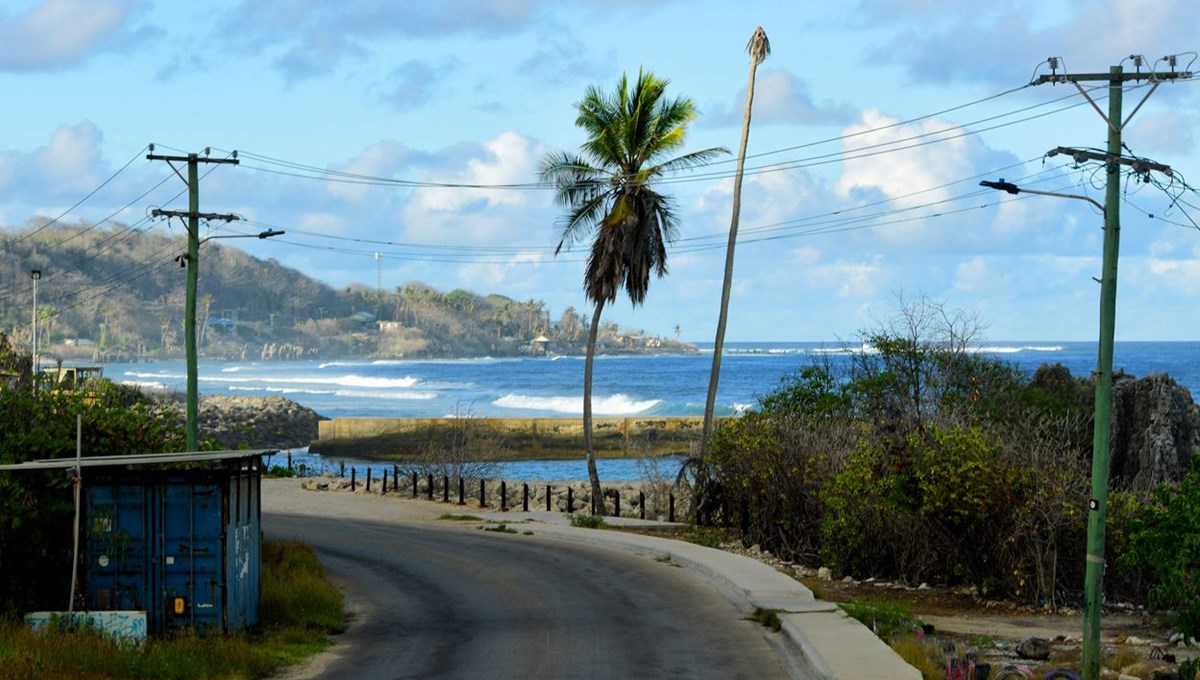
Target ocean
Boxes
[105,341,1200,480]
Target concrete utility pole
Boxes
[147,146,239,452]
[1029,57,1192,680]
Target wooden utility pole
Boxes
[146,146,239,452]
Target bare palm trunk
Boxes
[584,299,606,515]
[702,27,771,452]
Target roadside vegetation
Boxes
[0,337,346,678]
[697,297,1200,641]
[0,540,345,680]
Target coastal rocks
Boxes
[1110,372,1200,492]
[162,395,325,450]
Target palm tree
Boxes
[542,70,727,514]
[702,27,771,450]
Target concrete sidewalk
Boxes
[477,509,921,680]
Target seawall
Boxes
[310,416,723,460]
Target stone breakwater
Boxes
[311,416,723,460]
[299,474,692,520]
[160,395,325,451]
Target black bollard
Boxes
[383,469,389,495]
[501,481,507,512]
[367,468,372,493]
[427,474,434,501]
[522,483,529,512]
[639,491,645,520]
[614,490,620,518]
[351,467,356,492]
[458,477,465,505]
[479,479,486,508]
[412,471,418,498]
[669,493,675,523]
[546,485,552,512]
[567,487,574,513]
[287,451,292,470]
[443,475,450,503]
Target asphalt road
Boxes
[265,512,797,679]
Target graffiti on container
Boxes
[25,610,147,644]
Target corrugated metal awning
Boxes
[0,450,274,471]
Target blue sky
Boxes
[2,0,1198,342]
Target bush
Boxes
[1123,454,1200,638]
[698,298,1120,603]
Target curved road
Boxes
[266,511,797,679]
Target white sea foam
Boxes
[970,345,1065,354]
[493,393,661,415]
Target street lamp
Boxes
[154,217,285,452]
[31,269,41,378]
[981,176,1115,675]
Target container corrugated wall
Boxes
[83,456,260,636]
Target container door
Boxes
[160,482,224,634]
[85,483,149,612]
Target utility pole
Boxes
[1032,57,1191,680]
[147,146,239,452]
[375,251,383,318]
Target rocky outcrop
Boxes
[161,395,325,451]
[1110,371,1200,492]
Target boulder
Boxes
[1016,636,1051,660]
[1110,372,1200,492]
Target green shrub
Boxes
[1123,455,1200,638]
[568,514,605,529]
[839,599,922,642]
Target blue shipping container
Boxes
[83,454,261,635]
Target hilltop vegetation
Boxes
[0,221,693,361]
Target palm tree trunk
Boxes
[584,299,606,515]
[702,27,770,451]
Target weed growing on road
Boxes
[483,523,518,534]
[439,514,483,522]
[568,514,605,529]
[746,607,782,632]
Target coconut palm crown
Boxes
[541,69,728,307]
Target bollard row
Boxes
[299,470,686,521]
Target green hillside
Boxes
[0,221,693,361]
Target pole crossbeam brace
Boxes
[1047,147,1173,177]
[1034,70,1193,85]
[151,209,240,222]
[1035,69,1193,136]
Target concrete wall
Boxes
[311,416,723,460]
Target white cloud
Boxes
[706,68,856,127]
[327,141,418,203]
[953,256,1005,293]
[0,0,139,71]
[298,212,349,235]
[33,122,102,187]
[1148,257,1200,295]
[835,109,987,244]
[456,251,546,289]
[411,132,541,214]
